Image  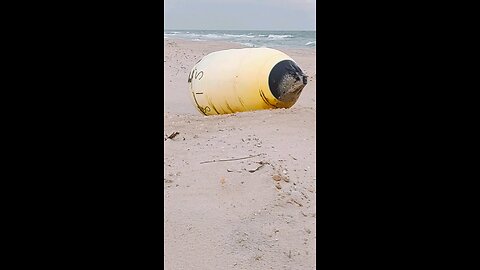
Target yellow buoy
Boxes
[188,48,307,116]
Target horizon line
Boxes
[164,29,316,32]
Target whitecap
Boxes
[224,34,255,38]
[203,34,223,39]
[240,42,255,47]
[267,34,293,39]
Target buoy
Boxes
[188,48,307,116]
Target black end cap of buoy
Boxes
[268,60,306,100]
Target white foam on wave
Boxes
[240,42,255,47]
[267,34,293,39]
[224,34,255,38]
[203,34,223,39]
[305,41,316,46]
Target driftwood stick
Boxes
[200,153,264,164]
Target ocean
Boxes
[164,30,316,49]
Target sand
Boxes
[164,38,316,269]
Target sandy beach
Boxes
[164,38,316,269]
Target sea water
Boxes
[164,30,316,49]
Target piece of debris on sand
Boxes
[165,131,180,141]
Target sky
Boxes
[164,0,316,31]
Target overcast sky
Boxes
[164,0,316,31]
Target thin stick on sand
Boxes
[200,153,264,164]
